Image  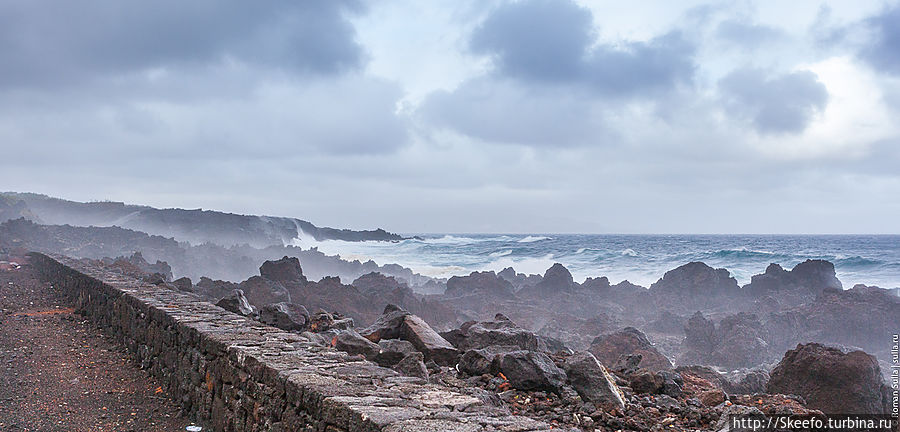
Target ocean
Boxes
[291,234,900,289]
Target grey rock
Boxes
[259,302,309,332]
[215,289,258,318]
[499,350,567,393]
[562,352,625,411]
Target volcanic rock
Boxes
[374,339,418,367]
[767,343,892,415]
[215,289,257,318]
[679,312,771,369]
[258,256,307,286]
[444,271,515,298]
[649,262,739,309]
[441,314,549,353]
[259,302,309,332]
[400,314,459,366]
[589,327,673,371]
[562,352,626,411]
[394,352,429,379]
[498,350,567,393]
[172,276,193,293]
[744,260,841,299]
[332,330,380,360]
[360,304,410,341]
[459,349,496,376]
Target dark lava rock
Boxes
[724,368,770,395]
[172,276,193,293]
[657,370,684,398]
[519,263,578,297]
[629,370,664,394]
[259,256,307,286]
[767,343,892,415]
[562,352,626,411]
[649,262,740,309]
[589,327,672,372]
[680,312,771,369]
[360,304,459,366]
[498,350,567,393]
[445,271,515,298]
[215,289,258,318]
[360,304,409,341]
[459,349,496,376]
[237,275,292,308]
[400,314,459,366]
[374,339,418,367]
[744,260,841,299]
[394,352,429,379]
[333,330,380,360]
[441,313,549,353]
[259,302,309,332]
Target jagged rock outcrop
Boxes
[519,263,577,298]
[649,262,739,310]
[589,327,673,371]
[351,272,458,327]
[765,285,900,364]
[444,271,515,299]
[679,312,771,369]
[767,343,892,415]
[743,260,841,303]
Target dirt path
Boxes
[0,255,194,432]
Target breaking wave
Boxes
[518,236,551,243]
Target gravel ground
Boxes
[0,255,194,432]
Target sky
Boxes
[1,0,899,234]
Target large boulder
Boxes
[332,330,381,360]
[259,256,307,286]
[562,352,626,411]
[589,327,673,371]
[498,350,567,392]
[238,276,292,307]
[441,314,549,353]
[215,289,258,318]
[767,343,892,415]
[360,305,459,366]
[374,339,418,367]
[259,302,309,332]
[400,314,459,366]
[519,263,578,298]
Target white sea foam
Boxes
[518,235,551,243]
[621,248,638,257]
[481,254,556,276]
[489,249,513,258]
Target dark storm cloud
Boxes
[0,0,365,88]
[469,0,695,95]
[859,4,900,75]
[718,68,828,135]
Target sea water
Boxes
[291,234,900,289]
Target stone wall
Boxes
[30,253,551,432]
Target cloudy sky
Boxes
[1,0,899,234]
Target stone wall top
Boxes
[30,253,555,432]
